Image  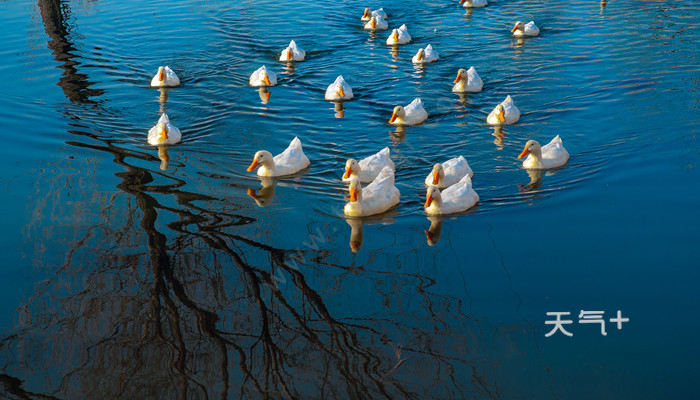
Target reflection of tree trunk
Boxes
[38,0,103,103]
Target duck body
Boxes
[460,0,488,7]
[389,98,428,126]
[325,75,354,101]
[364,15,388,30]
[424,156,473,188]
[343,147,395,183]
[452,67,483,93]
[344,166,400,217]
[386,24,411,45]
[518,135,569,169]
[487,95,520,125]
[148,113,181,145]
[150,66,180,87]
[512,21,540,37]
[361,8,387,21]
[279,40,306,62]
[247,137,310,177]
[249,65,277,87]
[424,174,479,215]
[412,44,439,64]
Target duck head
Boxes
[389,105,406,123]
[424,185,443,208]
[343,158,360,179]
[454,68,468,84]
[260,69,271,85]
[348,178,363,202]
[247,150,274,172]
[416,48,425,61]
[511,21,524,33]
[495,104,506,123]
[362,8,371,20]
[157,66,165,82]
[430,163,444,185]
[157,122,169,140]
[518,140,542,160]
[391,28,399,43]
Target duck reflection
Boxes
[157,146,170,170]
[492,125,505,148]
[258,87,271,104]
[333,101,345,118]
[424,216,444,246]
[601,0,607,11]
[158,87,170,109]
[346,218,364,252]
[390,125,408,141]
[511,37,525,50]
[389,45,400,61]
[520,169,545,191]
[247,178,277,207]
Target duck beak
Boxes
[498,109,506,122]
[518,147,530,159]
[160,125,169,140]
[343,166,351,179]
[264,75,271,85]
[247,159,260,171]
[432,171,440,185]
[453,72,462,84]
[158,70,164,81]
[339,87,345,98]
[349,187,358,202]
[286,49,292,60]
[371,19,376,29]
[389,110,398,123]
[424,195,433,208]
[247,188,259,200]
[417,51,423,61]
[424,229,433,241]
[511,25,519,33]
[363,10,370,19]
[393,31,398,42]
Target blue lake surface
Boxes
[0,0,698,398]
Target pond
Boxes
[1,0,698,398]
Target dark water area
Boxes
[0,0,698,398]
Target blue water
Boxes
[1,0,698,398]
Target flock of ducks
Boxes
[146,4,570,230]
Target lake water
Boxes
[1,0,698,398]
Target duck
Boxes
[150,66,180,87]
[424,156,473,189]
[148,113,181,145]
[247,136,310,177]
[361,7,387,21]
[424,174,479,215]
[343,147,395,183]
[452,67,483,93]
[517,135,569,169]
[279,40,306,62]
[364,15,388,30]
[511,21,540,37]
[325,75,354,101]
[412,44,439,64]
[344,166,400,217]
[249,65,277,87]
[460,0,488,7]
[389,98,428,125]
[386,24,411,45]
[487,95,520,125]
[247,178,277,207]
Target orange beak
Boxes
[343,166,351,179]
[393,31,398,42]
[453,72,462,84]
[511,25,519,33]
[459,0,467,3]
[424,230,433,241]
[339,87,345,98]
[264,75,271,85]
[349,187,358,202]
[286,49,292,60]
[371,19,376,29]
[247,159,260,171]
[247,188,259,200]
[161,125,169,140]
[363,10,370,19]
[432,171,440,185]
[417,51,423,61]
[158,70,164,81]
[498,109,506,123]
[350,241,360,252]
[518,147,530,159]
[389,110,398,123]
[424,195,433,208]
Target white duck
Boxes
[249,65,277,87]
[460,0,488,8]
[325,75,354,101]
[424,174,479,215]
[424,156,473,189]
[343,147,395,183]
[148,113,181,145]
[389,98,428,125]
[511,21,540,37]
[150,66,180,87]
[452,67,483,93]
[386,24,411,45]
[364,15,388,31]
[487,95,520,125]
[518,135,569,169]
[361,7,387,21]
[247,137,310,177]
[412,44,439,64]
[344,166,400,217]
[279,40,306,62]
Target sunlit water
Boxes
[1,0,698,398]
